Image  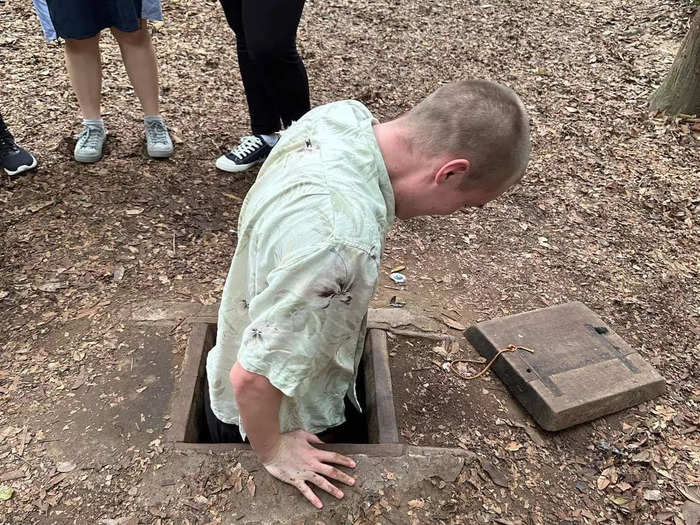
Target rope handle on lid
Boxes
[450,344,535,380]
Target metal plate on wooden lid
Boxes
[466,302,665,431]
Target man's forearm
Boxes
[230,361,283,462]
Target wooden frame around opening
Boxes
[168,323,402,456]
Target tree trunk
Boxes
[649,9,700,116]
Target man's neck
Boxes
[373,118,420,183]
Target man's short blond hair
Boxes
[406,79,531,188]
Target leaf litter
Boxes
[0,0,697,522]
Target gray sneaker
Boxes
[74,124,106,163]
[145,119,174,158]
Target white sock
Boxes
[83,118,104,129]
[144,115,164,125]
[260,133,279,147]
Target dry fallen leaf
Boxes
[602,466,618,484]
[246,475,256,497]
[0,427,22,444]
[230,463,243,493]
[113,265,126,283]
[441,315,466,331]
[0,485,14,501]
[479,459,509,488]
[56,461,76,473]
[652,405,677,421]
[222,193,242,203]
[0,470,24,482]
[37,282,67,293]
[632,450,651,462]
[27,201,54,213]
[431,344,448,358]
[46,473,67,490]
[643,489,662,501]
[505,441,523,452]
[611,496,630,506]
[679,484,700,505]
[407,499,425,509]
[169,129,184,144]
[71,368,87,390]
[596,466,618,491]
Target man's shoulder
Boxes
[302,100,373,125]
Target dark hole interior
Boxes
[185,324,369,444]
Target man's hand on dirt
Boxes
[261,430,356,508]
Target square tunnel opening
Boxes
[170,323,399,447]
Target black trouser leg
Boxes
[204,376,243,443]
[219,0,310,135]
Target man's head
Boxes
[378,79,531,218]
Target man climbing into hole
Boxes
[204,79,531,508]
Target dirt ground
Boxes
[389,334,688,523]
[1,0,699,523]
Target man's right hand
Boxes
[261,430,356,508]
[230,363,356,507]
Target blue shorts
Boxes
[33,0,163,42]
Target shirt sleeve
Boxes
[236,242,379,398]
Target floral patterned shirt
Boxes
[206,101,395,438]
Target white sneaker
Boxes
[74,124,106,163]
[145,118,174,158]
[215,135,272,173]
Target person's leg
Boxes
[111,21,173,158]
[215,0,278,172]
[110,20,159,115]
[204,376,243,443]
[242,0,310,130]
[215,0,310,173]
[219,0,280,135]
[65,34,102,120]
[65,34,107,163]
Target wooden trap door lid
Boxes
[466,302,665,431]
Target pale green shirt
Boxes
[206,101,395,438]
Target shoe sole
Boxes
[147,149,174,159]
[74,152,103,163]
[215,157,263,173]
[4,157,38,176]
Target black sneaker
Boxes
[215,135,272,173]
[0,116,37,176]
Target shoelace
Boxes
[78,125,104,151]
[146,120,169,145]
[230,136,264,160]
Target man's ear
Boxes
[434,159,470,185]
